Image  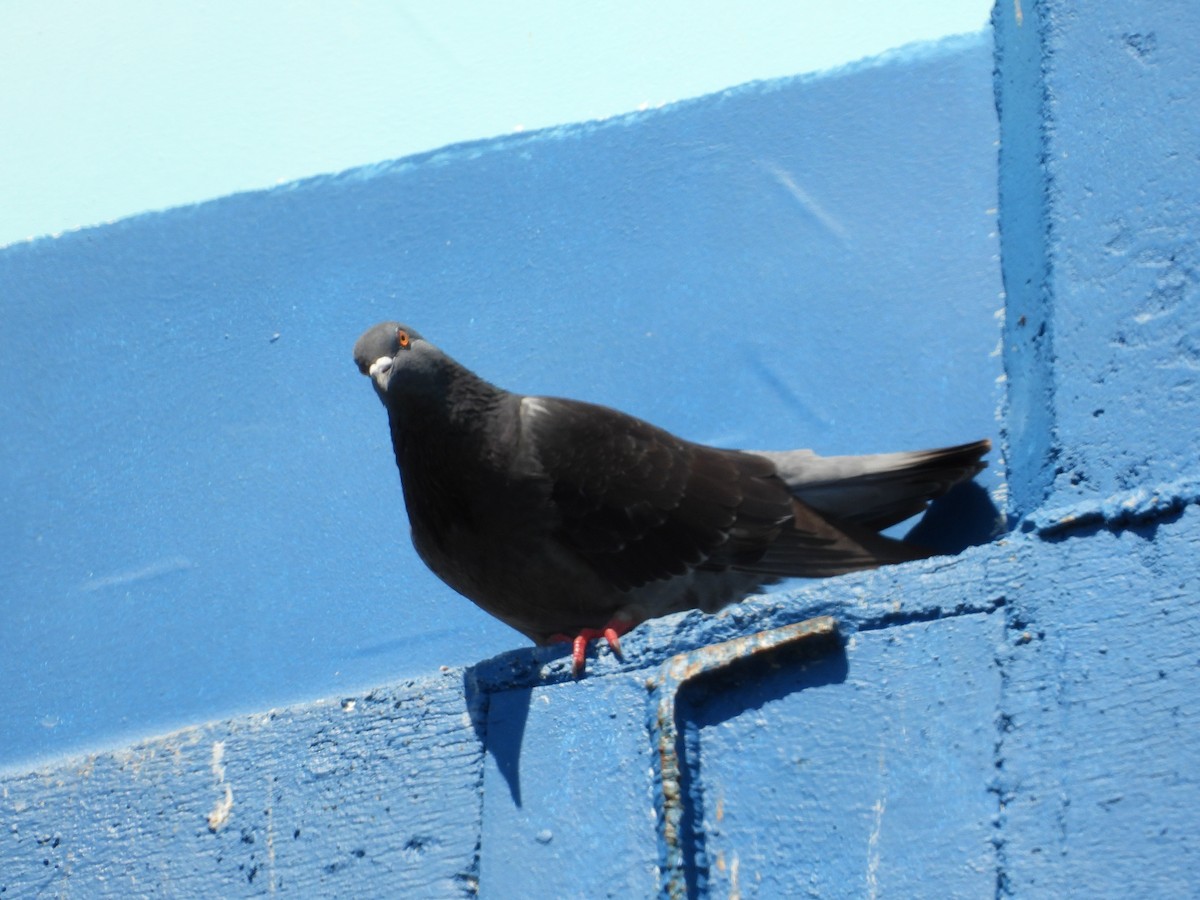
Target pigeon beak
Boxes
[368,356,394,391]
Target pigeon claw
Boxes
[549,621,632,676]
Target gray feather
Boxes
[754,441,990,530]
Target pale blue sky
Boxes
[0,1,991,248]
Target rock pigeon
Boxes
[353,322,990,674]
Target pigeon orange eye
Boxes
[396,329,410,349]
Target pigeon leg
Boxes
[549,619,634,676]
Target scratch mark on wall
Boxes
[758,160,850,243]
[79,556,195,593]
[866,795,886,897]
[866,740,888,899]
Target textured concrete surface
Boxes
[3,1,1199,895]
[1,671,483,895]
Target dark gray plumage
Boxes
[353,322,990,671]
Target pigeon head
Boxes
[353,322,450,398]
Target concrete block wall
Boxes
[992,0,1200,894]
[3,0,1198,894]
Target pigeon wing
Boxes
[516,396,796,591]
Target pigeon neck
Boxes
[443,369,507,425]
[387,361,506,437]
[385,366,514,513]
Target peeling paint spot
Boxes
[211,740,226,781]
[208,785,233,832]
[1123,32,1158,61]
[207,741,233,832]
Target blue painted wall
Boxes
[3,0,1199,894]
[1,33,1000,771]
[992,0,1200,894]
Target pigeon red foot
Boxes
[549,620,635,676]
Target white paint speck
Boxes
[207,741,233,832]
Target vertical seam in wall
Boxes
[462,671,489,896]
[991,0,1061,894]
[995,0,1060,525]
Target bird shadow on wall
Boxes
[904,481,1002,552]
[470,680,532,808]
[463,649,568,809]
